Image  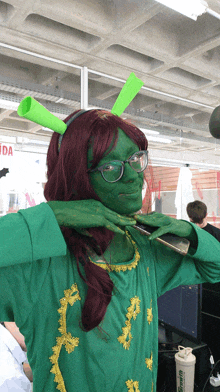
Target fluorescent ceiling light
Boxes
[155,0,208,20]
[139,128,159,135]
[0,99,19,111]
[147,135,172,144]
[42,127,54,133]
[55,98,64,103]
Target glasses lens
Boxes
[102,161,123,182]
[129,151,148,172]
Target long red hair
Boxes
[44,109,148,331]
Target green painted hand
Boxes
[133,212,197,243]
[47,200,136,236]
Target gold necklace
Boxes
[88,231,140,273]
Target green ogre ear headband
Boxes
[17,72,144,150]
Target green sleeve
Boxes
[0,202,67,268]
[0,203,67,325]
[153,222,220,297]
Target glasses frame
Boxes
[88,150,148,183]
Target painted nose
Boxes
[122,162,139,182]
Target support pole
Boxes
[81,66,88,109]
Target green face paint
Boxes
[88,129,144,215]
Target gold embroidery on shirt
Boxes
[147,267,150,276]
[89,231,140,272]
[147,300,153,325]
[90,256,139,272]
[118,296,141,350]
[126,379,140,392]
[151,381,154,392]
[50,284,81,392]
[145,352,153,371]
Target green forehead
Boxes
[87,128,138,168]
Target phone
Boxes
[133,223,190,255]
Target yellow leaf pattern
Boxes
[126,379,140,392]
[145,352,153,371]
[117,296,141,350]
[147,300,153,325]
[50,284,81,392]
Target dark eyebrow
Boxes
[106,146,139,161]
[128,148,140,157]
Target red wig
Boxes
[44,109,148,331]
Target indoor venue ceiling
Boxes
[1,0,220,167]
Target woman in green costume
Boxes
[1,108,220,392]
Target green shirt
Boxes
[1,203,220,392]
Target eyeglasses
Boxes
[88,150,148,183]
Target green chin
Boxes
[101,191,143,215]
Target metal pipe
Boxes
[81,67,88,109]
[0,42,214,110]
[88,69,214,109]
[150,156,220,170]
[0,42,82,70]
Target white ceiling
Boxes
[1,0,220,168]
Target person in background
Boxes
[186,200,220,242]
[0,322,33,391]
